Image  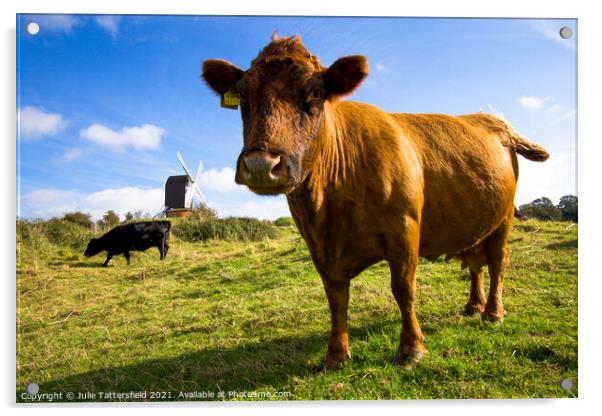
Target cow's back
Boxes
[100,221,170,253]
[390,113,518,258]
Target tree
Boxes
[124,211,135,222]
[557,195,578,222]
[102,210,120,228]
[95,219,105,231]
[62,211,93,228]
[518,197,562,221]
[134,210,144,219]
[191,201,218,221]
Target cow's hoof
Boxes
[481,309,506,322]
[314,350,351,372]
[463,302,485,316]
[393,344,427,369]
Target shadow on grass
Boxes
[17,320,398,402]
[545,239,577,250]
[47,261,106,268]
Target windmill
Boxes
[161,151,208,218]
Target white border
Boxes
[3,1,601,415]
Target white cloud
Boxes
[32,15,81,34]
[374,62,388,73]
[20,187,163,221]
[95,16,121,38]
[212,196,291,220]
[553,109,576,124]
[547,104,565,113]
[531,21,576,52]
[518,96,551,110]
[80,123,164,152]
[198,167,242,193]
[60,148,83,162]
[25,15,123,37]
[20,184,291,221]
[19,106,67,139]
[517,97,574,123]
[515,149,576,207]
[81,187,163,219]
[21,189,78,205]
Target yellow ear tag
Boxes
[220,90,240,110]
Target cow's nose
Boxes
[237,150,287,188]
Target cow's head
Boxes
[202,35,368,195]
[84,238,103,257]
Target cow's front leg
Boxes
[103,252,113,267]
[319,279,351,371]
[389,222,427,368]
[124,251,131,266]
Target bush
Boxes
[43,219,95,249]
[518,197,562,221]
[191,202,219,221]
[274,216,295,227]
[62,212,94,228]
[18,218,95,250]
[173,217,277,242]
[97,210,120,230]
[17,220,48,252]
[558,195,578,222]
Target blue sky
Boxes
[16,15,576,220]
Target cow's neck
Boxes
[286,101,366,276]
[287,101,362,228]
[295,101,359,208]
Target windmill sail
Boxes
[176,151,208,207]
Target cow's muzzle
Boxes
[235,150,294,195]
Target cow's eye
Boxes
[305,88,323,104]
[304,88,324,112]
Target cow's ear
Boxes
[324,55,368,99]
[202,59,244,95]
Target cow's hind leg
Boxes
[158,238,168,260]
[319,280,351,371]
[482,220,512,322]
[464,267,486,315]
[460,247,488,315]
[389,218,426,368]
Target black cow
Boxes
[84,221,171,267]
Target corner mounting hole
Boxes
[26,22,40,36]
[559,26,573,40]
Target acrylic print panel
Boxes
[16,15,577,402]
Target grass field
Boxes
[16,218,577,401]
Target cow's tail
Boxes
[488,112,550,162]
[509,133,550,162]
[160,220,172,236]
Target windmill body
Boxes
[162,152,208,218]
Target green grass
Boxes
[16,219,577,401]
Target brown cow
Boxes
[201,35,549,370]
